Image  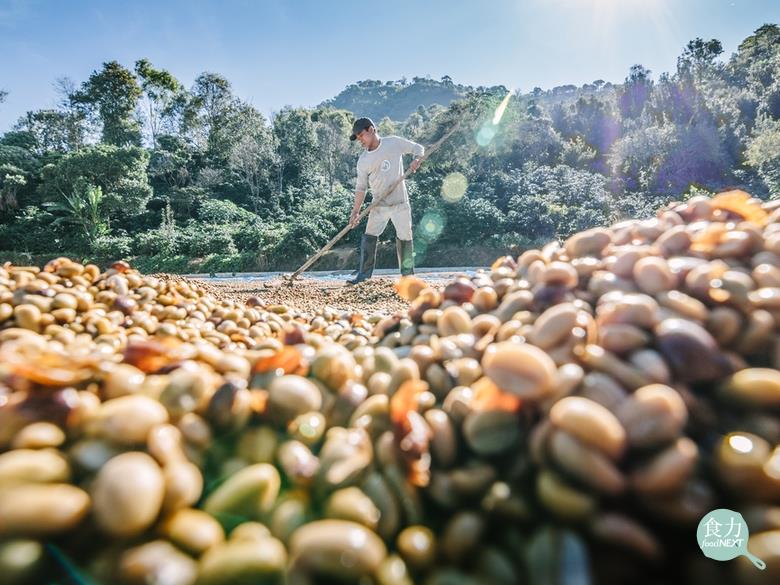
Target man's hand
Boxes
[409,158,422,173]
[349,209,360,228]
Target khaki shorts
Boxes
[365,203,413,240]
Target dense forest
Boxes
[0,24,778,273]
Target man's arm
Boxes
[350,190,366,227]
[351,159,369,227]
[396,136,425,172]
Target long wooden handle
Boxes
[287,122,460,281]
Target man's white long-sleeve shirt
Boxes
[355,135,424,207]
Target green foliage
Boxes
[233,221,285,255]
[135,59,182,147]
[180,222,237,256]
[1,131,38,151]
[506,165,613,241]
[0,164,27,211]
[272,107,319,210]
[677,38,724,80]
[561,136,597,168]
[442,196,505,245]
[746,119,780,195]
[133,229,177,257]
[226,107,277,212]
[0,145,38,173]
[0,206,56,253]
[259,180,353,262]
[72,61,143,146]
[133,253,191,274]
[182,72,237,158]
[325,77,476,122]
[507,116,564,168]
[133,204,179,256]
[619,64,654,120]
[90,234,133,261]
[312,108,354,195]
[731,24,780,81]
[14,110,85,153]
[38,144,152,220]
[168,186,208,217]
[274,213,333,260]
[45,184,108,247]
[608,125,677,192]
[197,198,256,224]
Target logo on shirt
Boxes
[381,160,391,172]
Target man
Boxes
[346,117,424,285]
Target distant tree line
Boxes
[0,24,778,272]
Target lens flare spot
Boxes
[476,124,497,147]
[413,239,428,262]
[418,212,444,242]
[441,172,468,203]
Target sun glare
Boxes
[492,90,512,125]
[558,0,680,66]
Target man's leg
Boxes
[391,204,414,276]
[347,207,388,284]
[347,234,378,284]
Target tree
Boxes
[134,59,182,148]
[401,111,425,139]
[0,131,37,151]
[0,90,6,105]
[677,38,724,79]
[39,144,152,221]
[619,65,653,120]
[72,61,142,146]
[561,136,597,169]
[15,109,85,153]
[228,107,277,213]
[0,165,26,211]
[746,119,780,195]
[442,196,505,245]
[377,116,396,136]
[507,115,564,168]
[608,125,677,193]
[661,120,731,193]
[506,165,613,241]
[731,24,780,80]
[565,96,620,162]
[148,134,198,192]
[312,108,353,195]
[182,72,237,158]
[0,144,39,175]
[271,107,318,210]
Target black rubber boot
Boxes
[396,238,415,276]
[347,234,378,284]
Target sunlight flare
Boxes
[492,90,512,125]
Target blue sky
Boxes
[1,0,778,131]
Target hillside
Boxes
[322,76,474,121]
[321,75,625,123]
